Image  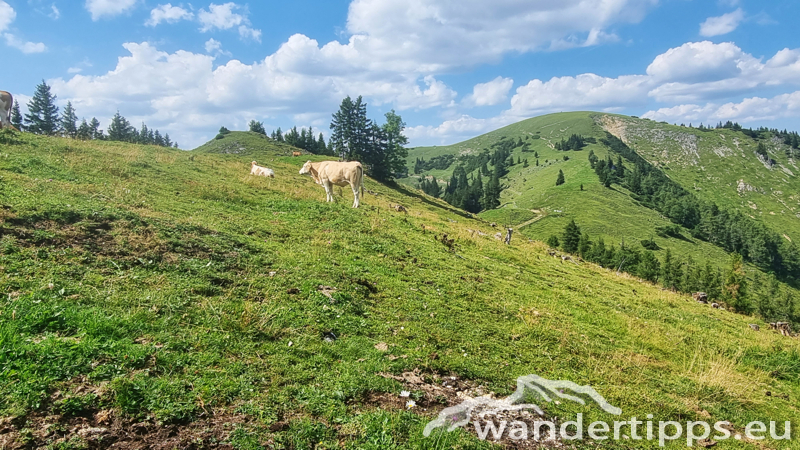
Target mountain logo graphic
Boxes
[423,374,621,437]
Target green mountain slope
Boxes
[405,113,735,270]
[596,115,800,242]
[0,129,799,449]
[406,112,800,289]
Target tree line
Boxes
[10,80,177,148]
[593,133,800,283]
[420,140,520,213]
[327,96,409,181]
[550,219,799,327]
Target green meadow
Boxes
[0,128,798,449]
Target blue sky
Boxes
[2,0,799,149]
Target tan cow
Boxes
[250,161,275,178]
[292,151,301,157]
[299,160,364,208]
[0,91,13,130]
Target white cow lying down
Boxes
[250,161,275,178]
[299,160,364,208]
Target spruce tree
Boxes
[561,219,581,253]
[76,119,92,140]
[723,254,751,313]
[107,111,132,142]
[24,80,60,135]
[555,169,565,186]
[661,249,677,290]
[10,100,23,131]
[249,120,266,135]
[140,123,150,144]
[89,118,102,139]
[154,130,164,146]
[482,168,501,210]
[638,251,661,282]
[60,101,78,138]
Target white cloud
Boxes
[508,73,650,117]
[0,1,15,32]
[198,2,243,31]
[406,115,515,143]
[700,8,744,37]
[204,38,221,53]
[4,33,47,53]
[465,77,514,107]
[85,0,138,21]
[48,41,462,148]
[646,41,751,83]
[204,38,232,57]
[343,0,658,72]
[146,4,193,27]
[197,2,261,42]
[68,67,83,74]
[643,91,800,124]
[238,25,261,42]
[49,4,60,20]
[646,42,800,103]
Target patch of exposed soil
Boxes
[0,409,249,450]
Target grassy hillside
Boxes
[0,128,799,449]
[596,115,800,242]
[405,113,740,272]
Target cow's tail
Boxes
[359,165,364,198]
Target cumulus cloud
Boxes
[643,91,800,124]
[0,1,15,32]
[700,8,744,37]
[197,2,261,42]
[48,41,462,148]
[85,0,138,21]
[343,0,658,71]
[415,41,800,143]
[646,42,800,103]
[508,74,650,117]
[4,33,47,53]
[464,77,514,107]
[146,4,194,27]
[406,115,516,144]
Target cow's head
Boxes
[251,161,257,166]
[299,161,313,175]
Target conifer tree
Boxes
[638,251,661,282]
[107,111,133,142]
[555,169,565,186]
[661,249,678,290]
[140,123,150,144]
[76,119,91,140]
[723,254,751,313]
[561,219,581,253]
[24,80,60,135]
[60,102,78,138]
[482,168,501,210]
[10,100,23,131]
[154,130,164,146]
[249,120,266,135]
[89,118,102,139]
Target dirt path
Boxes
[516,209,546,229]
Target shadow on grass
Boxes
[381,181,476,220]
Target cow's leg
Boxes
[351,182,360,208]
[323,181,334,202]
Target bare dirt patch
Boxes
[0,409,248,450]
